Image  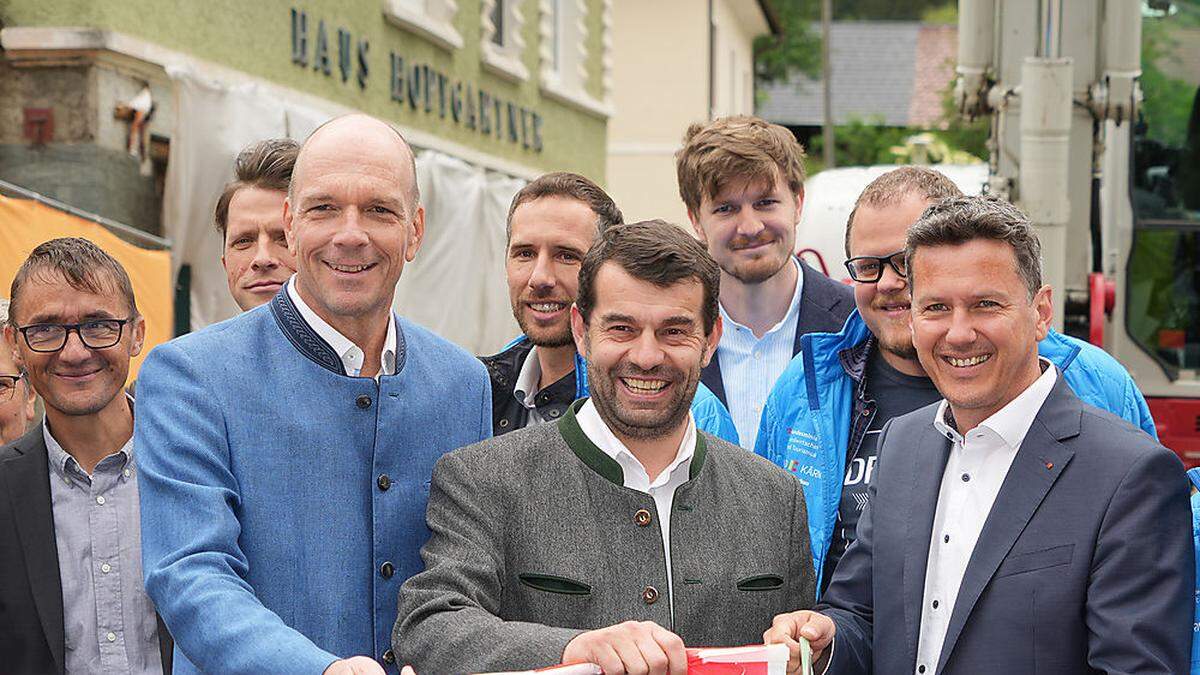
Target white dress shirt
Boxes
[513,345,546,425]
[287,277,397,378]
[913,359,1057,675]
[575,399,696,621]
[717,257,803,448]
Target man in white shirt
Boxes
[764,196,1193,674]
[396,221,815,675]
[676,116,853,447]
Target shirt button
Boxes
[377,474,392,491]
[932,600,939,609]
[634,509,652,527]
[753,351,762,360]
[380,561,395,579]
[382,649,396,664]
[356,395,372,409]
[641,586,659,604]
[961,473,970,482]
[944,534,950,543]
[919,666,926,674]
[106,632,117,642]
[549,409,561,418]
[499,419,510,428]
[101,562,112,574]
[95,495,106,506]
[123,468,131,478]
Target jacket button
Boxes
[356,395,372,409]
[380,561,395,579]
[642,586,659,604]
[382,649,395,664]
[549,409,561,418]
[634,509,652,527]
[377,474,391,491]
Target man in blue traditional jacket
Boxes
[755,167,1157,595]
[135,114,492,675]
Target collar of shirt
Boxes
[717,256,804,336]
[286,276,397,377]
[513,344,543,410]
[43,395,135,485]
[932,357,1058,449]
[575,398,696,490]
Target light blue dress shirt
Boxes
[717,257,804,448]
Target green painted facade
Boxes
[0,0,608,178]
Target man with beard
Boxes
[396,221,815,674]
[484,172,738,442]
[676,116,853,448]
[754,167,1157,595]
[215,138,300,311]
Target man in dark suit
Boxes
[765,196,1194,674]
[0,238,171,674]
[676,116,853,447]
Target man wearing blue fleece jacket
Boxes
[135,115,491,675]
[755,167,1156,593]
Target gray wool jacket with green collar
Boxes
[394,398,816,674]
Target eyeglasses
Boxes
[0,373,23,400]
[844,251,907,283]
[16,318,134,353]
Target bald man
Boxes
[135,115,492,675]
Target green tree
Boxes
[754,0,821,84]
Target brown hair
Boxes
[675,115,806,218]
[845,166,964,256]
[506,172,624,241]
[214,138,300,239]
[576,220,720,334]
[9,237,138,323]
[905,195,1043,299]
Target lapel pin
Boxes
[1045,461,1054,470]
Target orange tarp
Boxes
[0,196,172,380]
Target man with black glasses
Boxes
[0,299,37,444]
[755,167,1156,595]
[0,237,172,673]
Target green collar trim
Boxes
[557,398,708,486]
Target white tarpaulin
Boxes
[163,67,524,355]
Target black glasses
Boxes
[0,373,22,400]
[16,319,133,353]
[844,250,907,283]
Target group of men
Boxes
[0,110,1192,675]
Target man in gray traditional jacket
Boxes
[395,221,816,675]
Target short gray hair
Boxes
[905,195,1044,299]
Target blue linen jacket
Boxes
[503,335,741,445]
[754,310,1158,591]
[135,290,491,674]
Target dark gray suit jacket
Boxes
[701,259,853,406]
[395,400,816,674]
[0,424,172,675]
[819,373,1194,674]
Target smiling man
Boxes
[755,167,1157,594]
[0,238,172,674]
[0,299,37,444]
[215,138,299,311]
[396,221,815,675]
[482,172,623,433]
[135,114,491,675]
[676,116,852,448]
[764,196,1191,675]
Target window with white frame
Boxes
[383,0,463,51]
[538,0,610,117]
[481,0,529,82]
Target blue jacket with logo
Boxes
[754,310,1157,592]
[503,336,740,445]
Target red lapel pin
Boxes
[1045,461,1054,470]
